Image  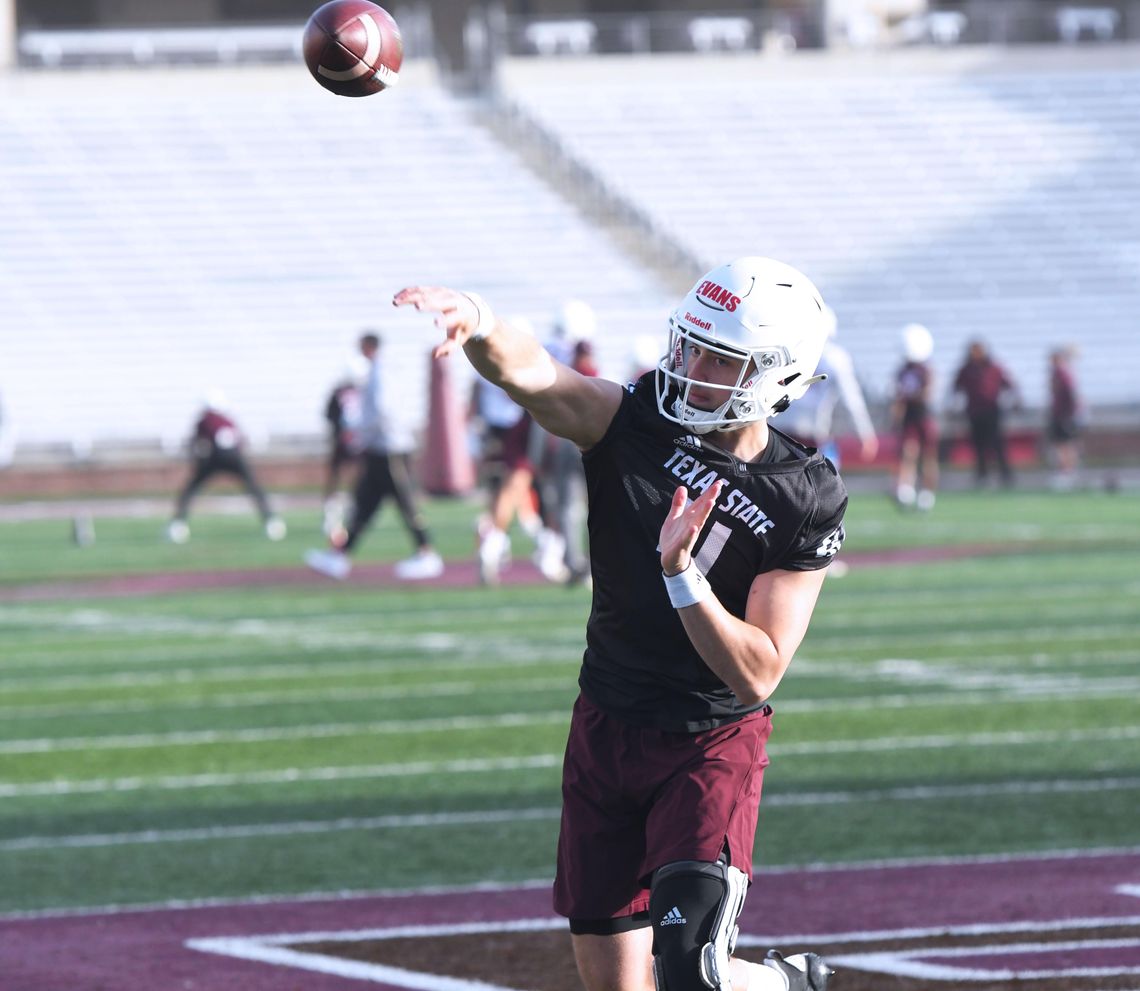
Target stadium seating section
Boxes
[499,48,1140,417]
[0,46,1137,456]
[0,63,671,455]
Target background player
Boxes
[1045,344,1082,490]
[305,332,442,581]
[891,323,939,510]
[533,299,601,585]
[396,256,843,991]
[166,391,285,544]
[951,339,1021,488]
[320,356,366,540]
[470,371,549,585]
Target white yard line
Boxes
[0,677,574,720]
[6,640,1137,696]
[4,718,1140,756]
[0,710,571,753]
[0,605,584,654]
[4,658,1139,720]
[0,753,566,797]
[0,806,565,851]
[6,847,1139,920]
[807,624,1136,650]
[5,776,1140,846]
[3,651,578,693]
[829,937,1140,981]
[186,913,1140,987]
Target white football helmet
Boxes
[655,257,831,433]
[553,299,597,342]
[902,323,934,362]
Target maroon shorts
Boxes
[484,418,533,473]
[900,415,938,450]
[552,694,772,923]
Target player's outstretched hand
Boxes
[393,287,482,359]
[659,481,726,577]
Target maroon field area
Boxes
[4,851,1140,991]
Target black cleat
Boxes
[763,950,834,991]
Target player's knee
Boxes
[649,860,748,991]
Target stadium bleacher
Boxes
[498,46,1140,412]
[1,43,1138,462]
[0,61,672,457]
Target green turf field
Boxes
[1,488,1137,912]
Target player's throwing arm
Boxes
[394,286,621,448]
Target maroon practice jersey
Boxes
[193,410,242,454]
[578,373,847,732]
[896,360,934,425]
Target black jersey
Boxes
[578,373,847,733]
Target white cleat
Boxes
[265,517,287,541]
[166,520,190,544]
[764,951,834,991]
[394,549,444,581]
[477,528,510,585]
[304,548,351,580]
[534,529,570,584]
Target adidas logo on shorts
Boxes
[660,906,687,926]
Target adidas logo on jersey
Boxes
[673,435,702,450]
[660,906,687,926]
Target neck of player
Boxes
[707,419,771,463]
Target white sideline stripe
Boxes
[186,919,1140,988]
[6,777,1140,848]
[0,605,585,661]
[4,650,578,692]
[0,711,570,753]
[188,938,521,991]
[0,807,563,851]
[5,719,1139,756]
[765,776,1140,805]
[8,642,1136,697]
[776,724,1140,755]
[187,919,568,991]
[831,938,1140,981]
[1118,884,1140,899]
[793,651,1140,678]
[0,676,574,719]
[3,672,1138,721]
[196,916,564,947]
[735,913,1140,947]
[0,753,565,797]
[809,624,1132,651]
[7,848,1140,920]
[0,878,558,920]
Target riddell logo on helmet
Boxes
[684,312,713,331]
[696,281,741,312]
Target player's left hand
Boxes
[659,480,725,576]
[393,286,481,359]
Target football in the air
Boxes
[302,0,403,98]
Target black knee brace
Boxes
[649,860,748,991]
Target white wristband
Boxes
[662,563,711,609]
[463,292,497,343]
